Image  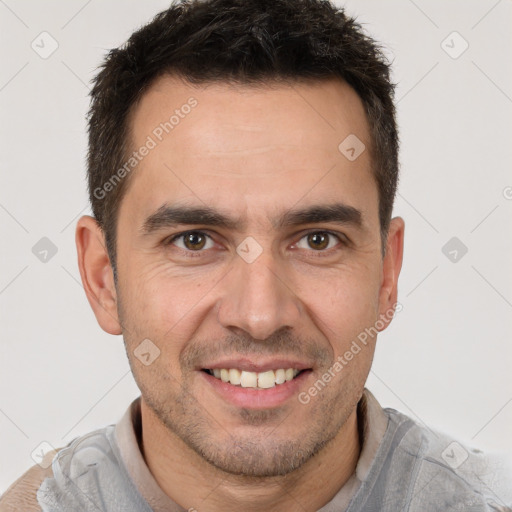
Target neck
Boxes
[140,401,362,512]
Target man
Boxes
[1,0,511,510]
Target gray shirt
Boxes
[3,388,511,511]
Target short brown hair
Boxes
[87,0,399,280]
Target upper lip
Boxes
[200,358,313,373]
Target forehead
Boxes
[120,75,377,230]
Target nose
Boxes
[216,249,302,341]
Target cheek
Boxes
[300,263,381,351]
[119,260,224,346]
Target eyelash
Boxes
[165,230,346,257]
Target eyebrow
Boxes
[140,202,363,235]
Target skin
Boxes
[76,75,404,511]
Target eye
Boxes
[295,231,342,251]
[168,231,215,251]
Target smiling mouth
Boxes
[202,368,308,389]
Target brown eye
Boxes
[307,232,329,250]
[184,232,206,250]
[295,231,342,252]
[170,231,214,251]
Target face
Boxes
[82,76,403,478]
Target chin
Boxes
[198,441,312,477]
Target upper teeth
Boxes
[211,368,300,389]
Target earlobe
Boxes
[75,215,122,335]
[377,216,405,331]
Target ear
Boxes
[75,215,122,335]
[377,216,405,331]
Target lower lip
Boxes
[200,370,312,409]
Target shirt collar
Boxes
[114,387,389,511]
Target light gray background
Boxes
[1,0,511,493]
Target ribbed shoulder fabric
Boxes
[339,406,512,512]
[35,426,153,512]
